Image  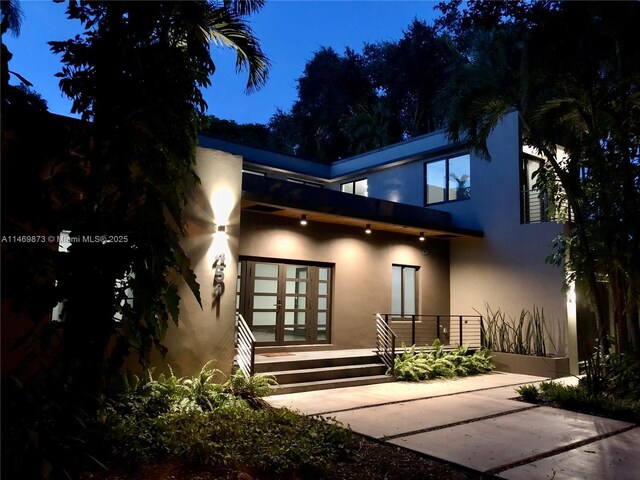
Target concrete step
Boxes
[255,354,381,374]
[270,363,387,384]
[273,374,396,395]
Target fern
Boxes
[393,340,494,381]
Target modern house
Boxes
[161,110,581,384]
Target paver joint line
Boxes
[485,423,640,475]
[313,380,544,416]
[380,405,539,441]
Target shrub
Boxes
[517,384,539,403]
[111,362,277,417]
[3,364,352,479]
[517,381,640,423]
[97,364,352,476]
[99,386,352,476]
[581,344,640,400]
[393,339,493,381]
[479,303,554,356]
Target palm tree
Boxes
[1,0,23,89]
[449,173,470,199]
[344,100,392,154]
[436,2,640,352]
[0,0,22,36]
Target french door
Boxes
[237,260,331,345]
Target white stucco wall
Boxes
[160,147,242,376]
[429,112,569,356]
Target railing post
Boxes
[436,315,441,342]
[250,342,255,376]
[411,314,416,345]
[391,334,396,375]
[376,313,397,375]
[236,314,256,378]
[459,315,463,346]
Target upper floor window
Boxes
[341,178,368,197]
[522,154,549,223]
[425,154,471,205]
[521,145,575,224]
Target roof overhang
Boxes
[241,174,483,239]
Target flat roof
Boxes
[198,129,465,180]
[241,174,483,239]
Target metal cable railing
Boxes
[522,189,549,223]
[378,314,484,348]
[522,188,574,224]
[236,313,255,377]
[375,313,397,375]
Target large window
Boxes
[425,154,471,204]
[391,265,418,318]
[341,178,368,197]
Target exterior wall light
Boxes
[217,224,227,233]
[419,232,425,241]
[365,224,372,234]
[300,214,308,226]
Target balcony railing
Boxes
[522,189,549,224]
[522,188,574,224]
[375,313,396,374]
[377,314,484,348]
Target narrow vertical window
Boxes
[425,160,446,204]
[522,154,548,223]
[391,265,418,318]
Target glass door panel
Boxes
[250,262,279,343]
[284,311,306,341]
[315,267,331,341]
[283,265,309,343]
[252,311,277,342]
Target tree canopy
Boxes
[259,0,639,350]
[1,0,269,400]
[266,20,458,162]
[434,0,640,351]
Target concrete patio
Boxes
[265,372,639,479]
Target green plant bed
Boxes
[479,303,555,357]
[516,381,640,423]
[393,339,493,381]
[2,364,354,480]
[101,405,353,476]
[97,366,354,477]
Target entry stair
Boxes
[254,348,396,395]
